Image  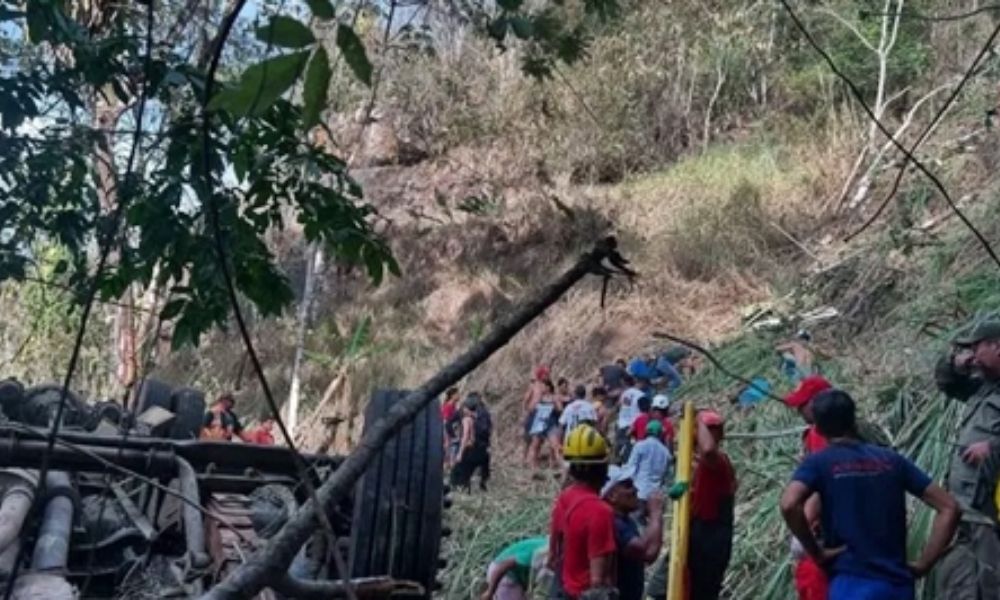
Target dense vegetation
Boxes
[4,0,1000,597]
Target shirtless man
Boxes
[522,365,550,465]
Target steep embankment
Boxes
[428,130,1000,599]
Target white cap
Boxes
[652,394,670,410]
[601,465,636,498]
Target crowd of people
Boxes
[465,318,1000,600]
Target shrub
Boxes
[668,180,789,280]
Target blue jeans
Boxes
[829,575,913,600]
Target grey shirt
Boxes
[948,380,1000,523]
[626,437,672,500]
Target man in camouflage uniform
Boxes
[935,320,1000,600]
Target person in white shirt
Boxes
[615,375,645,461]
[559,385,598,440]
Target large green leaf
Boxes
[255,15,315,49]
[207,51,310,116]
[305,0,336,20]
[302,47,331,129]
[336,24,372,86]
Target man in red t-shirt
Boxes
[632,395,675,447]
[548,425,617,599]
[686,410,736,600]
[782,375,832,600]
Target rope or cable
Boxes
[845,19,1000,241]
[778,0,1000,271]
[3,1,158,595]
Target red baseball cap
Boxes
[784,375,832,409]
[534,365,550,381]
[698,409,725,427]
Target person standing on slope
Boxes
[626,420,671,517]
[522,365,551,466]
[528,380,563,470]
[442,387,461,469]
[615,375,644,462]
[646,410,736,600]
[560,385,599,440]
[451,393,492,492]
[632,394,675,446]
[781,389,959,600]
[935,320,1000,600]
[548,425,617,600]
[601,466,664,600]
[782,375,834,600]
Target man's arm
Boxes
[657,359,683,391]
[622,492,664,562]
[588,554,614,589]
[481,558,516,600]
[804,493,821,529]
[459,417,474,457]
[910,483,960,577]
[780,481,843,563]
[696,420,719,461]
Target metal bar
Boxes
[31,473,74,572]
[176,457,211,569]
[0,436,177,475]
[111,483,155,541]
[666,401,694,600]
[0,428,341,474]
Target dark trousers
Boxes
[450,446,490,491]
[935,520,1000,600]
[688,517,733,600]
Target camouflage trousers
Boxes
[935,521,1000,600]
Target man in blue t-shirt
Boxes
[780,389,960,600]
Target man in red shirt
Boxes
[632,394,675,446]
[686,409,737,600]
[783,375,833,600]
[548,424,617,600]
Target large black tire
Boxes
[136,380,206,440]
[135,378,174,415]
[350,389,444,597]
[169,387,205,440]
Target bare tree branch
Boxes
[200,237,633,599]
[779,0,1000,270]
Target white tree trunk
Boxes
[285,243,322,435]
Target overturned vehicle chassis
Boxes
[0,380,445,599]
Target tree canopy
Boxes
[0,0,615,348]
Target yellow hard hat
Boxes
[563,424,609,463]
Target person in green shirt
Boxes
[482,536,549,600]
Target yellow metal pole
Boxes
[667,401,695,600]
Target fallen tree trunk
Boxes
[200,236,632,600]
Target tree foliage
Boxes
[0,0,615,350]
